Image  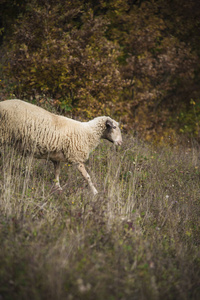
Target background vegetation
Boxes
[0,1,200,299]
[0,0,200,141]
[0,138,200,300]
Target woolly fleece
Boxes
[0,99,120,164]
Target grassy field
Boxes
[0,135,200,300]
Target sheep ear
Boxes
[106,119,113,129]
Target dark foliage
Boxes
[0,0,200,141]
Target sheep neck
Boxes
[86,117,107,149]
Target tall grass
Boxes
[0,136,200,300]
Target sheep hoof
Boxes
[92,188,98,196]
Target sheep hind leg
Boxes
[77,163,98,195]
[52,160,62,191]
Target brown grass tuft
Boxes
[0,136,200,300]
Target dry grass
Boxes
[0,136,200,300]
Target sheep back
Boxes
[0,99,94,163]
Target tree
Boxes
[103,0,200,140]
[1,0,200,141]
[3,0,123,117]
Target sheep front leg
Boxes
[52,160,62,190]
[77,163,98,195]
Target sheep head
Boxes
[103,118,122,146]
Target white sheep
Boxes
[0,99,122,195]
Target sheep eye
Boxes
[113,126,116,129]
